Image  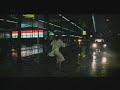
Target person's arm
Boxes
[59,39,66,47]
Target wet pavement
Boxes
[0,45,120,77]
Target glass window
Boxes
[12,30,44,38]
[5,32,11,38]
[12,31,18,38]
[0,33,4,39]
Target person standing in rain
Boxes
[50,35,66,70]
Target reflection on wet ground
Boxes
[0,44,120,77]
[12,44,44,58]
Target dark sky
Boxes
[94,15,120,34]
[109,15,120,34]
[95,15,106,33]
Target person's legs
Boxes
[55,51,65,70]
[56,58,61,69]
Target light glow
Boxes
[78,39,82,42]
[92,43,97,48]
[12,30,44,38]
[103,44,107,48]
[62,35,66,36]
[95,39,104,42]
[0,19,4,21]
[83,31,87,35]
[90,35,93,37]
[102,57,107,63]
[23,14,35,18]
[6,20,18,23]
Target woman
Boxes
[51,35,66,69]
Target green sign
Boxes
[83,31,87,35]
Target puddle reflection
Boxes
[12,44,44,58]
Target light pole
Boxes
[92,14,97,33]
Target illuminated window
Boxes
[5,32,11,38]
[39,30,43,37]
[26,31,30,38]
[12,31,18,38]
[33,30,38,38]
[12,30,44,38]
[0,33,4,39]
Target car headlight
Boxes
[92,43,97,48]
[103,44,107,48]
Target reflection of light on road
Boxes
[93,55,96,60]
[93,52,96,55]
[90,49,109,77]
[77,53,81,64]
[103,52,107,55]
[12,44,43,58]
[78,53,80,56]
[91,59,96,72]
[91,52,97,74]
[101,65,107,77]
[102,57,107,64]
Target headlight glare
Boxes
[103,44,107,48]
[92,43,97,48]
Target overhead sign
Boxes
[21,24,32,28]
[83,31,87,35]
[23,14,35,19]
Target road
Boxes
[0,44,120,77]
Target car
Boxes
[91,39,108,63]
[91,39,107,52]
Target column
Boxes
[17,15,22,63]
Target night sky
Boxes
[110,15,120,34]
[95,15,106,33]
[93,15,120,34]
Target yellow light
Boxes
[93,52,96,55]
[23,14,35,19]
[92,43,97,48]
[83,31,87,35]
[78,39,82,42]
[93,55,96,60]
